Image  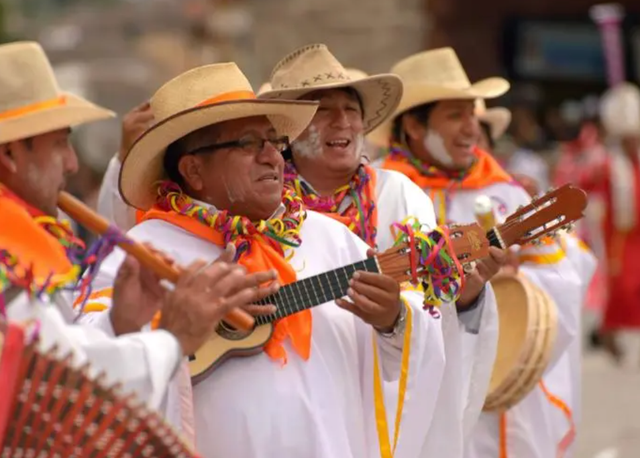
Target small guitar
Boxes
[189,184,588,383]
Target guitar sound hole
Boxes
[216,320,253,341]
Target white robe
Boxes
[412,180,584,458]
[298,168,500,458]
[97,155,138,232]
[96,158,500,457]
[82,208,445,458]
[6,291,181,411]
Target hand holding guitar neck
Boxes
[57,191,255,331]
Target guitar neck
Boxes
[486,227,506,249]
[254,257,380,325]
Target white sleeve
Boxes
[64,325,183,409]
[9,294,181,411]
[399,172,437,230]
[362,289,447,458]
[459,286,499,439]
[97,155,137,231]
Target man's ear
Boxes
[0,143,18,174]
[178,155,204,191]
[402,114,426,142]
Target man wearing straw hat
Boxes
[82,59,447,458]
[371,47,585,458]
[0,41,270,411]
[260,43,507,458]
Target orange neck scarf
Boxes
[382,145,514,190]
[142,185,311,363]
[0,195,75,295]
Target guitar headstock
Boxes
[498,184,588,246]
[377,223,489,283]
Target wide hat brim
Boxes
[258,73,403,134]
[120,99,319,210]
[367,77,510,147]
[0,92,115,144]
[479,107,512,140]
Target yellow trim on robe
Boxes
[373,298,413,458]
[518,249,566,265]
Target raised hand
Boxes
[457,246,507,310]
[159,258,279,356]
[119,101,154,162]
[110,246,169,335]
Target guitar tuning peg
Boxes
[463,261,476,274]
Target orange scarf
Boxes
[0,195,74,288]
[140,209,311,363]
[382,146,513,190]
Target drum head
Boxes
[487,274,531,393]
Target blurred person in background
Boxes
[505,104,551,193]
[586,83,640,364]
[476,101,511,155]
[553,98,609,350]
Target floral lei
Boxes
[155,181,306,259]
[283,161,377,248]
[389,143,475,182]
[391,216,465,308]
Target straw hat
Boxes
[344,68,369,80]
[476,100,512,140]
[0,41,114,144]
[368,47,510,146]
[257,82,272,95]
[259,44,403,133]
[600,82,640,138]
[121,62,319,210]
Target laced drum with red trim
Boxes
[483,273,558,412]
[0,320,198,458]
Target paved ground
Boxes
[576,333,640,458]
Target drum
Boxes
[483,273,558,412]
[0,321,198,458]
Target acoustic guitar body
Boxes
[189,322,274,385]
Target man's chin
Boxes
[326,150,360,172]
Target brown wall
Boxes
[427,0,640,81]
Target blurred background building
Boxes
[2,1,640,456]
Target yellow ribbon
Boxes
[373,299,413,458]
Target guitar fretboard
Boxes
[486,228,503,248]
[254,257,379,325]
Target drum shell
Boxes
[483,273,558,412]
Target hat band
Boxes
[197,90,256,107]
[0,96,68,121]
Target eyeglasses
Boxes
[186,136,290,156]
